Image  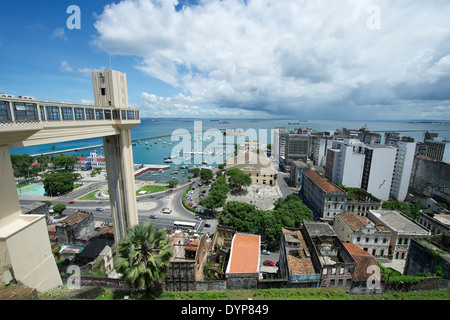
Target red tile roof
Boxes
[226,234,260,275]
[304,170,346,194]
[343,243,377,282]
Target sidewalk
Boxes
[226,184,283,210]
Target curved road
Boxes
[20,181,205,231]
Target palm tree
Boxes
[115,222,173,296]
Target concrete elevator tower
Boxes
[91,70,139,243]
[0,69,140,292]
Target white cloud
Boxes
[139,91,272,118]
[50,27,67,40]
[92,0,450,119]
[60,61,106,76]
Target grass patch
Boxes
[82,287,450,300]
[136,185,166,195]
[79,189,101,200]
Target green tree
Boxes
[226,168,252,192]
[199,176,229,212]
[10,154,34,179]
[189,167,201,178]
[52,155,77,171]
[115,222,173,296]
[167,180,178,188]
[43,172,74,196]
[200,169,213,181]
[53,203,66,215]
[217,195,313,243]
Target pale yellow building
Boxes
[225,150,277,186]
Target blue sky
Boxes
[1,0,450,120]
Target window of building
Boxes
[101,88,106,96]
[85,108,95,120]
[95,109,104,120]
[357,237,361,242]
[74,108,84,120]
[39,105,45,121]
[322,268,327,275]
[398,238,402,245]
[121,110,126,119]
[45,106,60,120]
[13,102,38,121]
[61,107,73,120]
[127,110,135,119]
[104,109,112,120]
[0,101,11,121]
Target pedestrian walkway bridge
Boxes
[0,96,140,148]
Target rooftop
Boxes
[304,170,346,195]
[282,228,316,276]
[369,210,430,235]
[343,243,377,282]
[303,221,337,238]
[60,210,92,226]
[336,212,388,232]
[226,234,260,275]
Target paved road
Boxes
[19,179,210,232]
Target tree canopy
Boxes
[226,168,252,192]
[43,172,75,196]
[199,176,229,211]
[218,194,313,242]
[200,169,213,181]
[115,222,173,296]
[52,155,77,170]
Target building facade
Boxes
[368,210,430,260]
[279,227,320,287]
[301,170,347,222]
[390,141,416,201]
[333,212,391,258]
[302,221,356,292]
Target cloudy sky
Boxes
[1,0,450,120]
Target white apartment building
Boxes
[390,141,416,201]
[326,139,365,189]
[325,139,397,201]
[272,128,288,170]
[312,137,334,167]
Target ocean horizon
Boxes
[10,118,450,184]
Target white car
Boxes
[161,207,172,214]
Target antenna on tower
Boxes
[107,42,112,70]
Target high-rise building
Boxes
[424,138,450,164]
[325,139,398,201]
[390,141,417,201]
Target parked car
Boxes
[149,214,157,219]
[261,249,270,255]
[96,207,104,211]
[204,223,211,228]
[263,260,275,266]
